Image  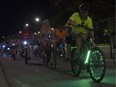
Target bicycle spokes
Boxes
[89,48,106,82]
[70,48,81,76]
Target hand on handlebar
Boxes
[71,22,84,28]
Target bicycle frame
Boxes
[44,34,56,69]
[80,35,94,65]
[58,40,66,58]
[69,26,106,82]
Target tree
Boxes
[49,0,115,27]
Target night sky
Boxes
[0,0,52,37]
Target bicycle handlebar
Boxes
[65,24,94,32]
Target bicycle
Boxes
[22,40,30,64]
[2,44,11,57]
[58,40,66,60]
[44,34,57,69]
[10,43,17,60]
[69,27,106,82]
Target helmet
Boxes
[79,4,89,11]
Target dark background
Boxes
[0,0,52,36]
[0,0,115,44]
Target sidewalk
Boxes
[0,61,9,87]
[98,45,111,58]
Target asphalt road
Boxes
[0,53,115,87]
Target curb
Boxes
[0,62,10,87]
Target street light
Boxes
[19,31,22,34]
[2,36,5,39]
[35,17,40,31]
[25,23,29,27]
[35,17,40,22]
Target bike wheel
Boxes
[12,55,16,60]
[45,54,48,68]
[70,48,81,76]
[63,47,66,60]
[50,50,57,69]
[25,48,28,64]
[89,47,106,82]
[45,51,50,68]
[59,48,66,60]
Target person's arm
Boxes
[66,12,79,27]
[86,17,94,37]
[88,28,96,47]
[67,19,74,26]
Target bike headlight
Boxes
[7,48,10,50]
[2,45,5,48]
[12,43,15,46]
[23,41,27,45]
[51,44,53,47]
[48,35,51,38]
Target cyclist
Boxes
[55,26,67,59]
[32,33,40,57]
[19,25,32,59]
[65,26,73,60]
[9,35,18,58]
[20,26,32,41]
[66,3,95,56]
[40,19,56,57]
[55,26,66,49]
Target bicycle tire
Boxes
[25,48,28,64]
[45,50,50,68]
[51,50,57,69]
[70,48,81,76]
[89,47,106,82]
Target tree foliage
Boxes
[49,0,115,27]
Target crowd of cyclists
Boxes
[0,4,107,82]
[0,3,94,61]
[0,19,69,60]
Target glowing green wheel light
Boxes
[84,50,91,64]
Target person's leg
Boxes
[75,35,82,54]
[66,43,71,61]
[41,40,46,56]
[56,39,59,52]
[71,31,81,53]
